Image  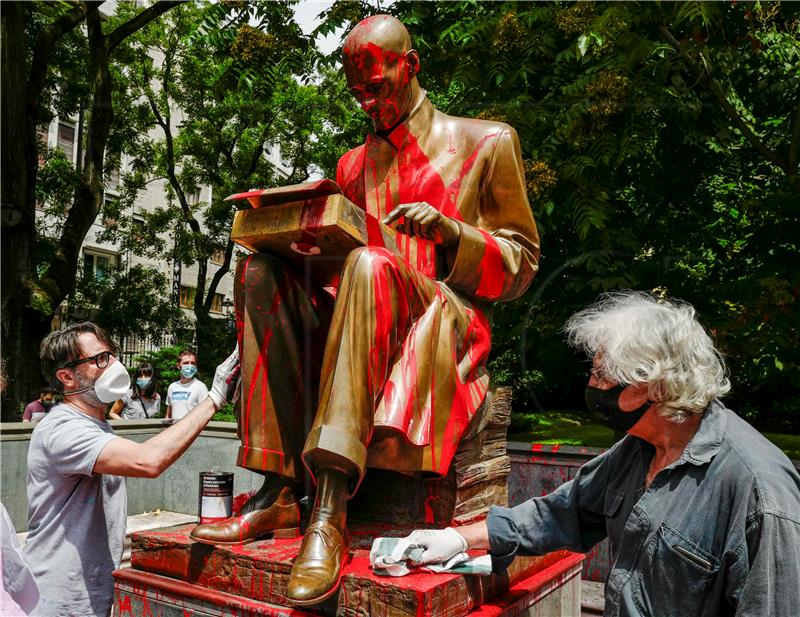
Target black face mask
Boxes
[585,384,652,432]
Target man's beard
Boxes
[72,370,105,408]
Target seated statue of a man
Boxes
[191,14,540,606]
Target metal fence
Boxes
[117,332,190,368]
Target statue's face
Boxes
[344,43,416,132]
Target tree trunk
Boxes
[1,2,179,416]
[40,10,113,309]
[0,3,51,417]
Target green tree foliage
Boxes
[97,1,362,372]
[321,1,800,429]
[70,265,189,343]
[1,0,180,418]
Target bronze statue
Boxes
[190,14,540,606]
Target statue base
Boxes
[115,523,583,617]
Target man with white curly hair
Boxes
[404,291,800,617]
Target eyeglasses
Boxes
[62,351,114,369]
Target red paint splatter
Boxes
[116,593,132,616]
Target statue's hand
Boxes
[382,202,461,247]
[404,527,468,565]
[209,348,240,410]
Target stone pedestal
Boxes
[116,522,582,617]
[351,388,513,528]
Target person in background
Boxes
[21,388,56,422]
[24,322,238,617]
[165,349,208,422]
[403,292,800,617]
[108,363,161,420]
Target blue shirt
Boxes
[487,400,800,616]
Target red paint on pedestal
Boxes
[465,552,584,616]
[129,525,583,617]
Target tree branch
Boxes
[107,0,183,51]
[204,238,234,311]
[145,88,167,129]
[246,119,276,177]
[40,7,111,303]
[28,1,102,112]
[660,25,789,175]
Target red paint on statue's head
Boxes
[344,42,419,132]
[343,15,420,133]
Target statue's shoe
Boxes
[285,520,350,606]
[190,489,300,546]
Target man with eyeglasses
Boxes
[23,322,239,617]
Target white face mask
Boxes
[94,361,132,403]
[68,360,131,405]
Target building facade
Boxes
[36,115,291,366]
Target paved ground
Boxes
[581,580,605,615]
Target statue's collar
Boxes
[370,91,433,152]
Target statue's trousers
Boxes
[235,245,492,489]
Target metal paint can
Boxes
[198,471,234,524]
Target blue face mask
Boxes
[136,377,152,388]
[180,365,197,379]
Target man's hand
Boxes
[404,527,468,564]
[208,348,240,410]
[382,202,461,247]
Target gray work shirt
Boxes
[23,404,127,617]
[487,400,800,617]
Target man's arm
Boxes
[22,404,33,422]
[442,127,540,302]
[458,521,490,550]
[94,397,217,478]
[730,513,800,616]
[93,350,238,478]
[165,383,174,419]
[403,444,618,573]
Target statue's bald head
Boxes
[342,15,412,57]
[342,15,422,133]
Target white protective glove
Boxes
[208,348,240,410]
[405,527,468,565]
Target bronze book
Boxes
[226,181,397,282]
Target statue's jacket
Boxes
[332,95,540,476]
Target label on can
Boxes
[198,472,233,524]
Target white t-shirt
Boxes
[24,404,126,617]
[119,389,161,419]
[166,378,208,420]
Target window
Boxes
[180,285,196,309]
[107,167,120,192]
[102,194,118,228]
[57,122,76,163]
[210,293,225,314]
[187,189,201,205]
[83,251,117,282]
[131,215,145,243]
[210,248,225,265]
